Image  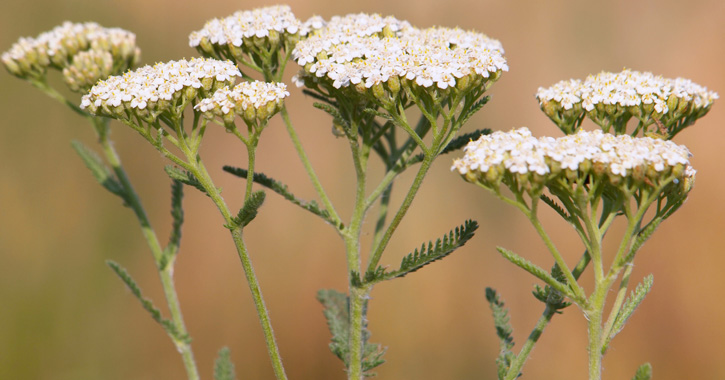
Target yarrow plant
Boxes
[2,5,716,380]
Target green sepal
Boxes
[223,166,340,228]
[532,264,572,311]
[605,275,653,351]
[160,180,184,270]
[497,247,578,302]
[229,190,265,229]
[316,289,386,376]
[408,129,491,165]
[363,220,478,285]
[485,288,517,380]
[71,140,127,202]
[453,95,490,127]
[631,363,652,380]
[213,347,236,380]
[106,260,190,344]
[164,165,209,196]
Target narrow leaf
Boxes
[540,193,571,221]
[485,288,516,380]
[232,190,265,228]
[213,347,236,380]
[106,260,189,344]
[632,363,652,380]
[161,180,184,270]
[164,166,208,195]
[497,247,575,301]
[456,96,490,127]
[367,220,478,284]
[223,166,338,227]
[623,217,662,265]
[71,140,126,199]
[314,102,349,130]
[362,108,393,120]
[608,275,654,343]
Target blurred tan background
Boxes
[1,0,723,379]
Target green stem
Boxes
[601,264,634,352]
[586,294,605,380]
[280,107,342,227]
[348,285,371,380]
[188,156,287,380]
[503,305,558,380]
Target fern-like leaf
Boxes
[229,190,266,229]
[107,260,190,344]
[366,220,478,284]
[622,217,662,265]
[485,288,517,380]
[540,193,571,221]
[631,363,652,380]
[408,129,491,165]
[223,166,338,227]
[316,289,386,377]
[532,264,572,311]
[160,180,184,270]
[164,166,208,195]
[213,347,236,380]
[314,102,349,130]
[497,247,576,302]
[455,96,490,127]
[71,140,126,201]
[605,275,653,350]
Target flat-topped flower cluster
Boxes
[189,5,324,60]
[2,21,140,80]
[80,58,241,119]
[452,127,694,193]
[536,69,718,135]
[292,13,508,92]
[195,81,289,126]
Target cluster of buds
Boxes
[62,50,113,92]
[2,22,140,86]
[195,81,289,131]
[452,127,695,199]
[536,69,718,137]
[80,58,240,123]
[292,13,508,109]
[189,5,324,70]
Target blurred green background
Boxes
[1,0,723,379]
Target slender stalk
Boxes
[503,305,558,380]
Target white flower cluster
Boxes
[2,21,139,79]
[189,5,323,52]
[292,13,508,91]
[536,69,718,114]
[80,58,240,118]
[195,81,289,125]
[452,127,694,189]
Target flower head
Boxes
[2,22,140,82]
[536,69,718,137]
[452,127,694,197]
[195,81,289,128]
[189,5,321,72]
[80,58,241,122]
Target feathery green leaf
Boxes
[631,363,652,380]
[164,166,208,195]
[231,190,265,228]
[607,275,653,347]
[623,217,662,265]
[223,166,339,227]
[316,289,386,376]
[408,129,491,165]
[71,140,126,200]
[160,180,184,270]
[213,347,236,380]
[485,288,517,380]
[532,264,572,311]
[540,193,571,221]
[107,260,190,344]
[497,247,576,302]
[455,96,490,127]
[365,220,478,284]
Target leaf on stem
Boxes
[160,180,184,270]
[106,260,190,344]
[607,275,653,347]
[231,190,265,228]
[70,140,126,201]
[363,220,478,284]
[540,194,571,221]
[623,217,662,265]
[223,166,339,227]
[631,363,652,380]
[213,347,236,380]
[164,166,208,196]
[407,129,491,165]
[454,96,490,127]
[497,247,576,302]
[314,102,350,131]
[532,264,572,311]
[316,289,386,377]
[485,287,517,380]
